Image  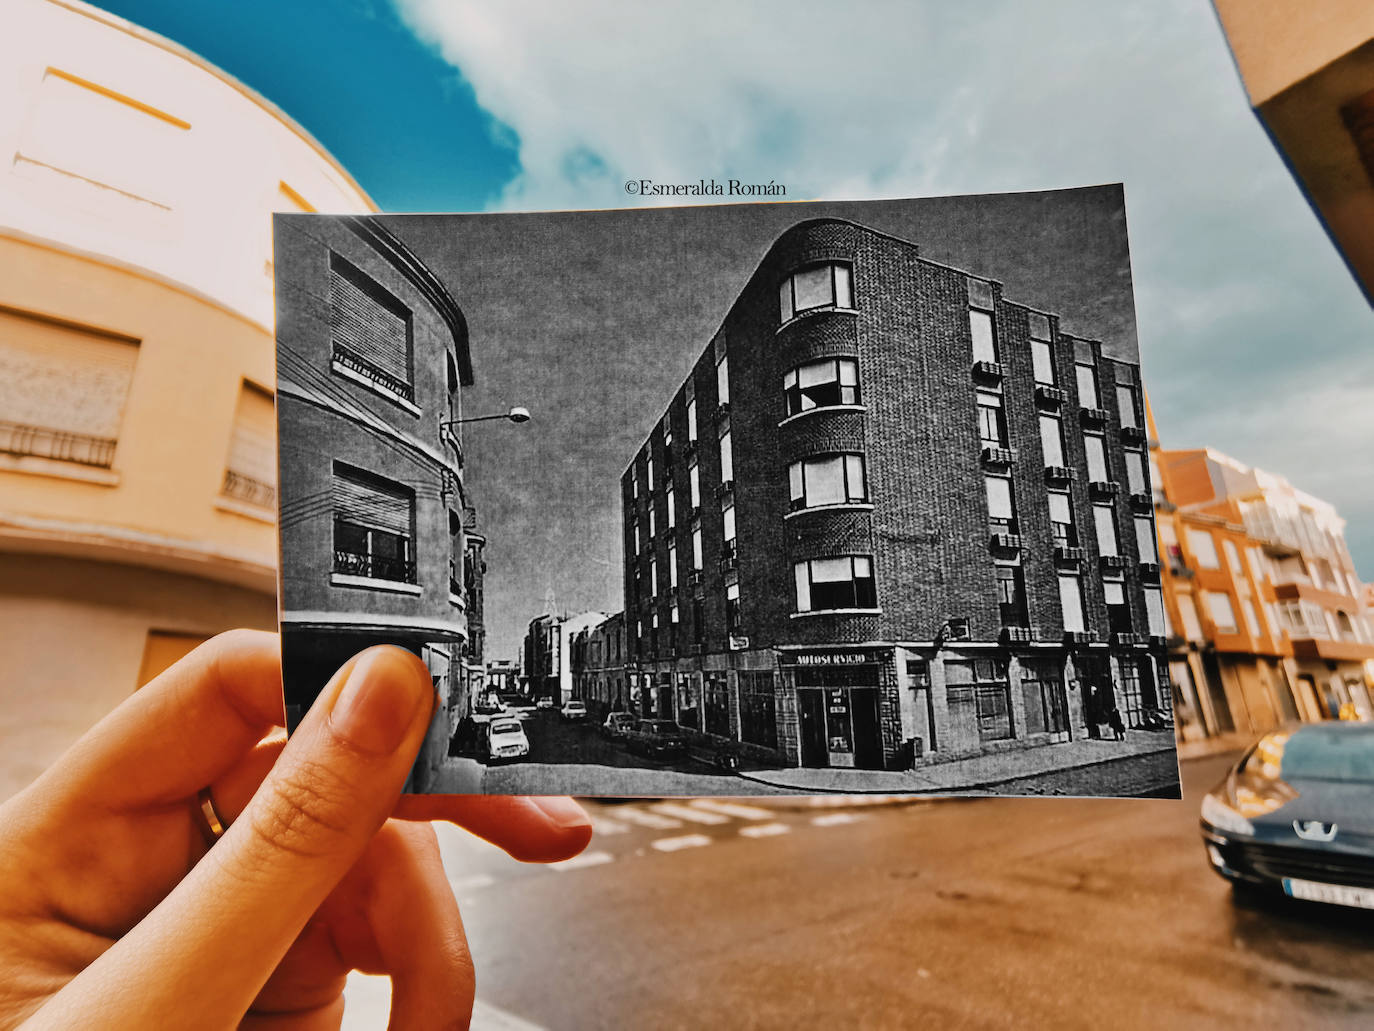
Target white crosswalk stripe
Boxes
[613,806,684,829]
[812,811,866,827]
[652,802,730,825]
[588,815,631,836]
[689,799,773,820]
[739,822,791,838]
[549,850,615,872]
[651,833,713,852]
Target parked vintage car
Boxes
[560,699,589,721]
[1200,722,1374,911]
[535,697,556,710]
[601,711,637,740]
[486,718,530,763]
[624,719,688,760]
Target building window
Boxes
[1150,453,1166,503]
[1039,414,1064,467]
[1145,588,1166,636]
[1084,433,1108,482]
[1104,579,1131,634]
[1187,529,1220,569]
[1124,449,1147,494]
[650,557,658,597]
[969,309,998,365]
[689,462,701,509]
[1093,503,1119,557]
[332,465,415,584]
[1242,599,1262,638]
[1206,591,1238,633]
[1059,574,1085,633]
[726,581,741,631]
[793,556,877,612]
[985,474,1017,534]
[646,452,654,492]
[0,306,140,470]
[739,672,778,750]
[692,526,703,570]
[719,429,734,483]
[1222,539,1241,573]
[448,510,463,596]
[666,489,676,529]
[668,542,678,588]
[995,562,1029,627]
[329,254,414,404]
[717,355,730,407]
[1177,593,1203,640]
[648,505,656,538]
[1116,384,1140,428]
[692,598,705,645]
[1049,491,1078,546]
[632,518,640,554]
[1134,515,1157,562]
[687,396,698,442]
[1074,341,1098,408]
[631,464,639,499]
[779,263,854,323]
[783,357,861,416]
[789,453,868,510]
[723,502,737,552]
[977,390,1007,447]
[222,380,278,509]
[676,671,696,728]
[1029,312,1055,384]
[945,658,1013,743]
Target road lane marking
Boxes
[588,815,630,835]
[653,802,729,825]
[740,822,791,838]
[690,799,773,820]
[471,998,548,1030]
[812,812,866,827]
[449,873,496,895]
[549,850,615,872]
[614,806,683,829]
[651,833,713,852]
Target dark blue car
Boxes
[1200,722,1374,911]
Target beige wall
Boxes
[1213,0,1374,104]
[0,554,276,798]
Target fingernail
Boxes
[329,648,429,755]
[531,796,591,829]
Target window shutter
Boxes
[226,382,276,487]
[332,472,411,535]
[329,266,409,382]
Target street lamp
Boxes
[440,405,531,431]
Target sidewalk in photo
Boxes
[737,730,1178,800]
[1174,730,1252,763]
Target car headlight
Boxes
[1201,793,1254,837]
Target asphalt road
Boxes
[345,750,1374,1029]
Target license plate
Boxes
[1283,878,1374,910]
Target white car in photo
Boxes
[560,700,588,721]
[487,718,530,762]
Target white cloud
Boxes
[394,0,1374,571]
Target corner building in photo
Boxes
[622,218,1168,772]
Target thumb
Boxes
[28,646,436,1030]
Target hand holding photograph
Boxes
[274,188,1182,798]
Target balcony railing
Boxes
[332,342,415,403]
[222,469,277,509]
[0,420,116,469]
[334,549,417,584]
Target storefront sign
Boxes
[791,650,883,667]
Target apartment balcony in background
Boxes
[222,468,277,509]
[1,420,116,469]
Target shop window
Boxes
[676,672,699,730]
[739,672,778,750]
[705,673,731,737]
[783,357,861,416]
[945,658,1013,743]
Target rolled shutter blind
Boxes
[329,268,408,382]
[0,307,137,437]
[332,473,411,535]
[226,382,277,486]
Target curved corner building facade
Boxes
[622,219,1169,771]
[275,215,475,784]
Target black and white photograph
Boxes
[274,188,1182,798]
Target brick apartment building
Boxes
[572,611,630,714]
[622,218,1168,772]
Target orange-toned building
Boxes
[1156,444,1374,736]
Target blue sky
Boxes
[97,1,1374,646]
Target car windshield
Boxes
[1279,727,1374,783]
[567,702,584,709]
[491,721,521,735]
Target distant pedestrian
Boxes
[1108,705,1126,741]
